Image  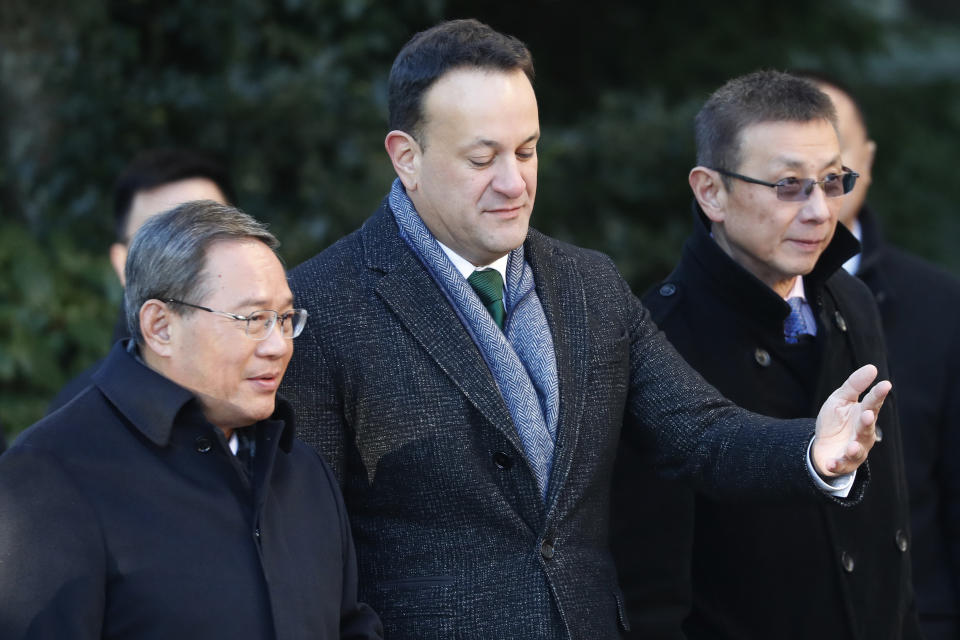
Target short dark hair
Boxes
[113,148,237,243]
[695,70,838,182]
[388,19,535,144]
[124,200,279,344]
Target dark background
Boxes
[3,0,959,440]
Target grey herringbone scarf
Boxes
[389,179,559,499]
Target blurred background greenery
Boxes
[2,0,959,441]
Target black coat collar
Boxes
[92,340,295,451]
[684,201,860,325]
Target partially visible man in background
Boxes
[0,201,382,639]
[802,71,960,640]
[47,148,234,412]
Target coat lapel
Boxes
[525,231,590,510]
[360,207,526,457]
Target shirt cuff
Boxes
[806,437,855,498]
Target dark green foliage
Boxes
[2,1,959,440]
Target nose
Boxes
[799,183,833,224]
[256,321,291,358]
[491,156,526,199]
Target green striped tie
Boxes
[468,269,506,330]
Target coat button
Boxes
[834,311,848,332]
[895,530,908,552]
[493,451,513,469]
[254,527,261,540]
[659,283,677,297]
[841,551,855,573]
[540,540,555,559]
[754,348,771,367]
[195,437,213,453]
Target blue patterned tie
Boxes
[468,269,506,330]
[784,297,808,344]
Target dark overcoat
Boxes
[0,341,382,640]
[613,206,920,639]
[281,200,861,640]
[856,206,960,639]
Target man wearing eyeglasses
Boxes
[0,201,383,639]
[611,70,920,638]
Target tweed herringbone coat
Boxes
[281,200,848,640]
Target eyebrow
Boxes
[233,296,295,311]
[772,154,843,173]
[465,132,540,151]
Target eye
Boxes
[516,146,536,160]
[468,156,494,168]
[775,177,802,187]
[246,310,273,330]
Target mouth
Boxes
[786,238,825,250]
[247,373,281,391]
[485,203,527,216]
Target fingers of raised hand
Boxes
[861,379,891,413]
[839,364,878,400]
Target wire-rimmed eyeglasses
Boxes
[713,167,859,202]
[164,299,308,340]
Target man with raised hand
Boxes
[282,22,889,639]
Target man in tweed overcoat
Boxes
[281,19,889,639]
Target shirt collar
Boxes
[841,217,863,275]
[437,240,510,285]
[784,275,807,301]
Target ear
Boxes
[109,243,128,286]
[139,299,175,358]
[384,130,421,192]
[864,139,877,174]
[689,166,727,223]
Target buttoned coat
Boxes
[0,341,382,640]
[281,200,861,640]
[856,206,960,639]
[612,206,920,639]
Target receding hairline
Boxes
[416,66,539,147]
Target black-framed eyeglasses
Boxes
[713,167,859,202]
[164,299,308,340]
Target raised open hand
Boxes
[813,364,892,477]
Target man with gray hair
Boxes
[0,201,382,639]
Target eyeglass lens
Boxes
[776,172,857,202]
[244,310,307,339]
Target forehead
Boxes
[419,67,539,142]
[201,238,291,305]
[737,119,840,170]
[127,177,228,239]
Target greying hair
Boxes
[695,70,837,185]
[124,200,280,344]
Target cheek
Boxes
[524,164,538,196]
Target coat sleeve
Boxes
[0,446,106,639]
[280,286,349,485]
[617,273,824,502]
